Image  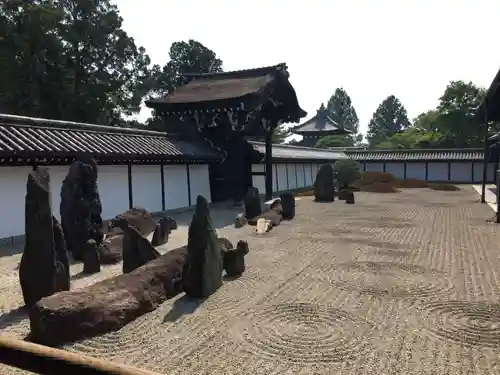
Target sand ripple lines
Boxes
[236,302,373,364]
[325,261,452,299]
[423,301,500,348]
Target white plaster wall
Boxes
[252,164,264,173]
[164,165,189,209]
[406,163,427,180]
[384,163,405,179]
[277,164,288,191]
[0,166,31,238]
[273,165,278,192]
[47,165,69,221]
[314,164,320,180]
[473,162,497,183]
[450,162,472,182]
[296,164,306,188]
[98,165,130,220]
[305,164,316,186]
[365,163,384,172]
[252,176,265,194]
[189,164,211,204]
[287,164,297,189]
[131,165,162,213]
[427,163,448,181]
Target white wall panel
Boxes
[189,164,211,204]
[164,165,189,209]
[306,164,314,186]
[365,163,384,172]
[384,163,404,179]
[47,165,68,221]
[0,166,31,238]
[473,162,497,183]
[273,165,278,192]
[98,165,130,220]
[252,175,265,194]
[287,164,297,189]
[277,164,288,191]
[427,163,448,181]
[296,164,306,188]
[131,165,162,213]
[406,163,426,180]
[252,164,265,173]
[450,162,472,182]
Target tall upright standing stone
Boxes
[60,158,103,261]
[19,168,69,309]
[314,164,335,202]
[182,195,223,298]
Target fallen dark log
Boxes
[29,247,188,346]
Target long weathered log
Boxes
[29,247,188,346]
[0,336,161,375]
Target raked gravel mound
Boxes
[1,187,500,374]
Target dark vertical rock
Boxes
[19,168,64,308]
[244,187,261,219]
[221,239,249,277]
[83,239,101,274]
[338,189,350,200]
[345,191,355,204]
[314,164,335,202]
[182,195,223,298]
[52,216,70,291]
[151,217,178,247]
[280,192,296,220]
[114,217,160,274]
[60,158,103,261]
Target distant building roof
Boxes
[0,114,223,165]
[346,148,484,162]
[290,103,352,135]
[145,64,306,123]
[250,141,348,162]
[476,66,500,123]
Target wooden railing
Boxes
[0,336,163,375]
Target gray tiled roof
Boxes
[0,114,223,164]
[251,142,348,162]
[346,149,484,162]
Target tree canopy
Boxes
[367,95,411,147]
[313,88,362,148]
[0,0,152,124]
[373,81,488,149]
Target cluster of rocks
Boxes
[28,194,249,345]
[314,164,356,204]
[19,158,179,310]
[236,187,296,234]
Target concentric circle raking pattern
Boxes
[236,302,374,364]
[422,301,500,348]
[323,261,452,299]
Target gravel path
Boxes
[1,187,500,374]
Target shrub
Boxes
[360,182,400,193]
[428,183,460,191]
[333,159,361,188]
[360,171,396,185]
[395,179,429,188]
[295,189,314,197]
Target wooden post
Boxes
[265,130,273,200]
[482,105,489,203]
[496,170,500,223]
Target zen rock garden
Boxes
[17,158,255,346]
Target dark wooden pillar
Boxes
[482,109,489,203]
[265,131,273,200]
[127,163,133,209]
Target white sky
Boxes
[115,0,500,137]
